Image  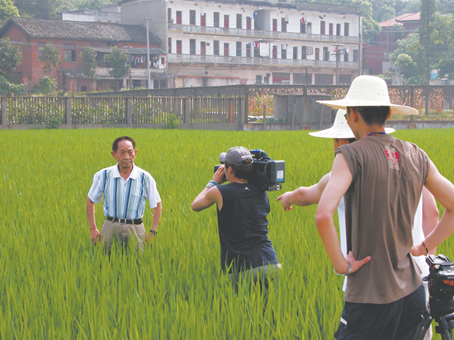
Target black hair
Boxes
[112,136,136,152]
[352,106,390,126]
[225,159,253,180]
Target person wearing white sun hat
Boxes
[313,75,454,340]
[277,108,438,340]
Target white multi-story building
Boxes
[121,0,362,87]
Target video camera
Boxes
[214,149,285,191]
[425,255,454,318]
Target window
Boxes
[281,18,287,32]
[224,43,229,56]
[236,42,242,56]
[168,38,172,53]
[353,49,359,62]
[344,50,349,62]
[201,13,206,26]
[320,21,325,35]
[246,43,251,57]
[256,75,262,84]
[64,44,76,62]
[176,40,182,54]
[272,19,277,32]
[236,14,242,29]
[293,46,298,59]
[168,8,172,23]
[190,39,196,55]
[214,40,219,55]
[214,12,219,27]
[301,46,307,59]
[201,42,206,56]
[315,47,319,60]
[344,23,349,36]
[329,23,333,35]
[224,15,229,28]
[190,10,196,25]
[254,44,260,57]
[281,44,287,59]
[176,11,182,24]
[272,46,277,59]
[323,47,329,61]
[336,23,341,36]
[307,22,312,34]
[246,17,252,30]
[300,22,306,33]
[38,42,46,61]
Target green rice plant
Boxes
[0,128,453,339]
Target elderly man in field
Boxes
[86,136,162,253]
[313,75,454,340]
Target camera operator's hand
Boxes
[213,164,227,184]
[276,192,292,211]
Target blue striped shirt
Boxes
[88,164,161,219]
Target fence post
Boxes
[239,97,246,130]
[183,98,190,126]
[65,97,72,128]
[126,98,133,127]
[1,97,7,129]
[262,104,266,131]
[424,87,430,116]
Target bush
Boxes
[165,113,179,129]
[0,76,25,96]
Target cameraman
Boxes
[191,146,281,283]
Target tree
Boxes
[0,38,22,76]
[80,46,98,79]
[39,43,60,76]
[14,0,56,19]
[419,0,437,84]
[0,0,19,25]
[104,46,130,85]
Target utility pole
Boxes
[143,18,152,89]
[332,44,343,85]
[358,16,363,76]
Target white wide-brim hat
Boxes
[309,109,395,138]
[317,75,419,115]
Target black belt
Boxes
[106,217,143,225]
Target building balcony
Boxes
[167,53,359,69]
[168,23,359,44]
[96,67,163,79]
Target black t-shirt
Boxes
[216,182,279,273]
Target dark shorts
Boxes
[335,284,425,340]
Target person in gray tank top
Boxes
[191,146,281,285]
[315,75,454,340]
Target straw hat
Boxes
[317,75,419,115]
[309,109,396,138]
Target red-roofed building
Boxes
[376,12,421,54]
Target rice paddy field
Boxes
[1,128,454,339]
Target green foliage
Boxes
[0,75,24,95]
[165,113,179,129]
[14,0,57,19]
[0,0,19,24]
[39,43,60,76]
[79,46,98,79]
[0,38,22,76]
[104,46,130,81]
[45,118,61,129]
[33,76,58,95]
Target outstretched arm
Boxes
[276,174,330,211]
[412,160,454,256]
[146,202,162,245]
